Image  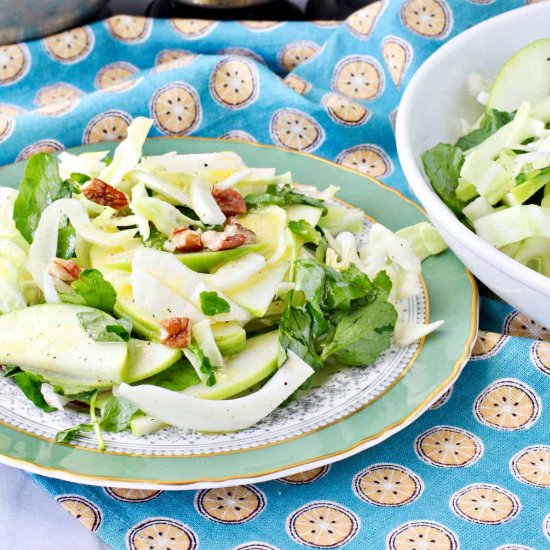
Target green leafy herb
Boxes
[245,184,327,214]
[70,172,91,185]
[3,365,22,377]
[13,153,71,243]
[456,109,516,151]
[188,344,216,386]
[99,396,139,432]
[141,359,200,391]
[320,296,397,366]
[53,386,97,404]
[104,156,113,166]
[200,291,230,316]
[288,219,322,245]
[56,225,76,260]
[143,227,167,250]
[421,143,466,215]
[71,269,117,314]
[55,423,94,444]
[77,311,132,342]
[12,371,56,413]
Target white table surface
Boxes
[0,464,110,550]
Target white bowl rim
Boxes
[396,2,550,296]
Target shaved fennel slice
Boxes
[192,320,224,367]
[99,117,153,186]
[57,151,107,181]
[394,320,444,347]
[207,253,266,291]
[28,199,138,288]
[216,168,276,188]
[118,351,314,432]
[190,177,226,225]
[138,151,245,175]
[129,170,190,206]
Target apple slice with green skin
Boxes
[0,303,128,388]
[114,284,161,341]
[285,204,323,227]
[90,243,265,273]
[210,323,246,356]
[125,339,181,383]
[185,331,279,400]
[130,414,167,437]
[487,39,550,112]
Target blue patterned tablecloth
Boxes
[1,1,549,548]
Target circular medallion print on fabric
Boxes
[104,487,163,502]
[283,74,311,96]
[239,21,285,32]
[336,144,392,178]
[387,520,459,550]
[233,544,279,550]
[400,0,453,39]
[270,109,324,152]
[16,139,64,161]
[104,15,152,43]
[530,340,550,375]
[346,1,386,39]
[154,50,198,73]
[279,465,330,485]
[34,83,82,117]
[210,57,259,110]
[510,445,550,488]
[83,110,132,144]
[353,464,423,506]
[195,485,266,524]
[219,130,257,142]
[0,104,25,117]
[450,484,520,525]
[322,93,370,126]
[95,62,138,90]
[278,41,321,72]
[170,19,218,39]
[0,44,30,85]
[218,47,265,65]
[311,20,340,28]
[126,518,198,550]
[332,55,384,101]
[56,495,102,532]
[287,502,359,548]
[494,546,535,550]
[473,378,541,431]
[382,36,413,88]
[43,27,94,64]
[503,311,550,340]
[150,83,201,136]
[415,426,483,468]
[0,116,14,143]
[470,331,508,360]
[544,513,550,542]
[429,386,454,410]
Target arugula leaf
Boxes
[71,269,117,314]
[70,172,91,185]
[200,291,230,316]
[55,423,94,444]
[56,225,76,260]
[53,387,97,404]
[188,344,216,386]
[421,143,466,215]
[13,153,71,243]
[143,227,167,250]
[99,396,139,432]
[12,372,57,413]
[77,311,132,342]
[288,219,321,244]
[3,365,22,377]
[456,109,516,151]
[141,359,200,391]
[245,184,327,214]
[321,296,397,366]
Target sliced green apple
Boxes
[125,339,181,383]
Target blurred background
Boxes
[0,0,372,45]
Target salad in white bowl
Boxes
[0,117,446,449]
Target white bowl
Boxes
[396,3,550,327]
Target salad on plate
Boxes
[422,38,550,276]
[0,117,447,450]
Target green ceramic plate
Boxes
[0,138,478,489]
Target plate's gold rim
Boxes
[0,137,479,485]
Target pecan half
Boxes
[201,230,246,251]
[160,317,191,349]
[46,258,81,283]
[211,186,247,216]
[170,227,203,252]
[81,178,129,211]
[224,218,256,245]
